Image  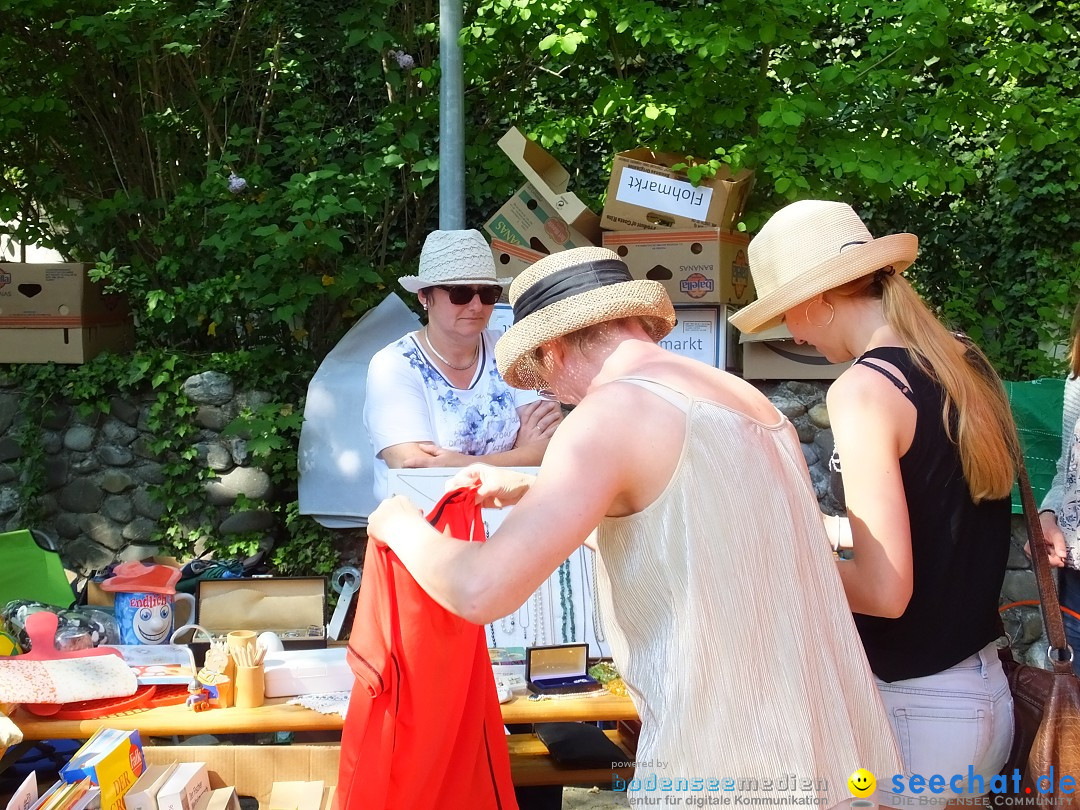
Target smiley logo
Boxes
[847,769,876,798]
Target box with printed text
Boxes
[602,228,753,306]
[601,150,754,232]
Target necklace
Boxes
[500,612,516,636]
[424,328,479,371]
[585,549,606,643]
[558,560,576,643]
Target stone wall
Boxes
[0,371,276,576]
[0,371,1045,663]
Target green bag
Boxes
[0,529,76,609]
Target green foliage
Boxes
[2,0,1079,573]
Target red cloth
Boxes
[338,487,518,810]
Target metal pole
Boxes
[438,0,466,230]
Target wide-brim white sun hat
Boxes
[398,229,512,293]
[729,200,919,334]
[495,247,677,391]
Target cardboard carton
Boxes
[601,150,754,232]
[738,324,852,380]
[602,228,753,306]
[490,238,545,284]
[495,127,601,244]
[484,184,596,257]
[0,263,128,324]
[0,263,133,364]
[660,305,736,370]
[143,746,339,810]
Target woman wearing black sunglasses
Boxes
[364,229,562,502]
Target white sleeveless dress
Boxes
[595,378,901,807]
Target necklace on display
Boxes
[558,560,576,643]
[424,328,479,371]
[585,549,606,643]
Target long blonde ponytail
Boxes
[840,273,1019,502]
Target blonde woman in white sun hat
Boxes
[367,245,901,807]
[363,229,562,501]
[731,200,1018,801]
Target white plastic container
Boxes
[262,646,352,698]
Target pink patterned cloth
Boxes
[0,657,138,704]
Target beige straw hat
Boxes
[398,229,511,293]
[495,247,676,390]
[729,200,919,334]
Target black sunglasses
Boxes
[436,285,502,306]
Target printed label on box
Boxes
[614,167,715,221]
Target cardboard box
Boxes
[485,183,596,257]
[155,762,211,810]
[0,323,133,364]
[262,647,351,698]
[601,150,754,232]
[738,324,852,381]
[660,305,736,370]
[143,746,339,810]
[490,238,545,284]
[0,263,133,364]
[602,228,753,306]
[0,263,128,324]
[494,127,601,244]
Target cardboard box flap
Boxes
[196,578,326,639]
[738,323,794,343]
[497,127,601,243]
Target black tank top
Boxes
[835,347,1009,682]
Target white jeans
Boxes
[876,641,1014,806]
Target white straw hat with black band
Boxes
[495,247,677,391]
[398,229,512,293]
[729,200,919,334]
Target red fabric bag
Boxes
[338,487,518,810]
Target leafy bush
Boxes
[1,0,1077,568]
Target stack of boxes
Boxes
[483,127,847,379]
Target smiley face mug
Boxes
[101,561,195,645]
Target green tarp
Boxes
[1006,377,1067,514]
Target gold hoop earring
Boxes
[805,299,835,329]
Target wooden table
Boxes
[11,690,638,740]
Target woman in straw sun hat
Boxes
[363,229,561,501]
[732,200,1018,799]
[368,245,901,806]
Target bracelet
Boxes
[1040,509,1057,517]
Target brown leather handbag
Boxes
[997,463,1080,801]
